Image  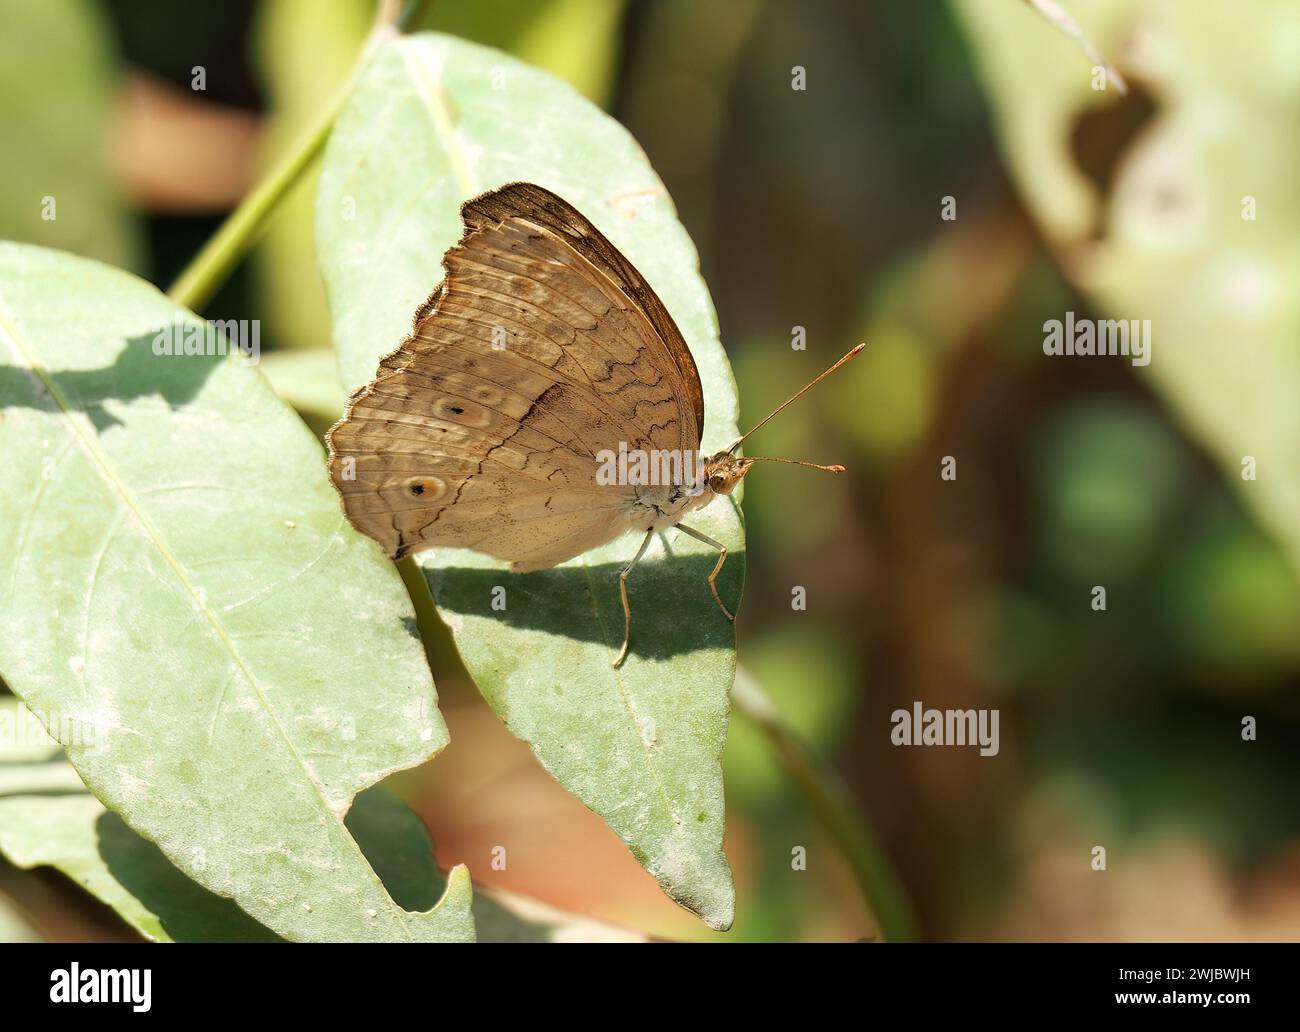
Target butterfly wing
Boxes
[460,182,704,441]
[326,182,705,564]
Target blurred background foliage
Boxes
[2,0,1298,941]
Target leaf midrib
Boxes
[400,37,479,198]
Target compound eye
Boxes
[708,475,726,492]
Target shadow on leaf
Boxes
[0,330,224,431]
[93,787,455,942]
[95,811,282,943]
[425,542,746,660]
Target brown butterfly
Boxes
[327,182,861,666]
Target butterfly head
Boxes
[703,453,754,496]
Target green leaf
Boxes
[0,795,285,943]
[0,245,472,942]
[317,33,740,929]
[0,697,624,944]
[344,781,649,941]
[0,0,138,269]
[0,693,61,761]
[950,0,1300,579]
[0,698,475,942]
[0,696,278,942]
[257,347,348,439]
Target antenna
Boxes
[741,456,845,473]
[725,343,866,454]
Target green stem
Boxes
[167,87,347,312]
[731,667,919,942]
[167,0,433,312]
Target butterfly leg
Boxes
[613,528,656,668]
[675,523,735,622]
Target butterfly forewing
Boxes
[327,182,705,565]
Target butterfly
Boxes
[326,182,862,666]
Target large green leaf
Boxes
[1,790,276,946]
[317,33,740,928]
[950,0,1300,578]
[0,696,278,942]
[0,695,632,942]
[0,244,472,942]
[0,797,286,943]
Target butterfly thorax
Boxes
[626,482,709,531]
[623,451,752,531]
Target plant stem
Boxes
[167,0,432,312]
[731,666,919,942]
[166,89,346,312]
